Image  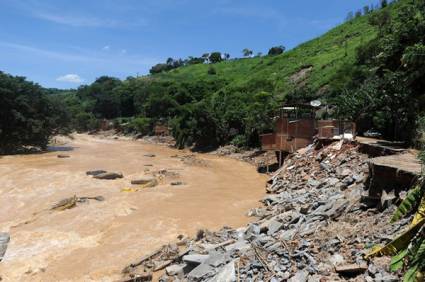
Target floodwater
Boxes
[0,134,266,281]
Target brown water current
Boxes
[0,134,266,281]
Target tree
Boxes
[242,48,253,57]
[0,72,64,153]
[381,0,388,8]
[268,46,285,56]
[209,52,222,63]
[363,5,370,15]
[346,11,354,21]
[166,57,174,65]
[77,76,122,119]
[187,56,205,65]
[355,10,362,18]
[223,53,230,60]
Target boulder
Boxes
[93,172,123,180]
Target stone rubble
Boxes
[123,140,410,282]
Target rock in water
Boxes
[131,177,156,185]
[57,154,70,158]
[86,170,107,176]
[0,232,10,261]
[144,154,156,157]
[93,172,123,180]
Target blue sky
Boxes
[0,0,378,89]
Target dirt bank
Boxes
[0,134,266,281]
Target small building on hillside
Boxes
[260,104,355,164]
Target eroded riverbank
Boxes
[0,134,266,281]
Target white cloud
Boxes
[33,11,147,29]
[102,45,111,51]
[121,49,127,54]
[56,74,84,83]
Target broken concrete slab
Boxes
[187,262,215,280]
[266,219,284,235]
[183,254,209,265]
[166,264,186,276]
[366,152,421,198]
[335,263,368,276]
[207,260,236,282]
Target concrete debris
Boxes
[183,254,209,265]
[335,263,368,275]
[0,232,10,261]
[123,140,409,281]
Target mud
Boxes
[0,134,266,281]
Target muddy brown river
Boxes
[0,134,266,281]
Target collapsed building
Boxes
[260,104,355,165]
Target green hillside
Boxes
[149,14,377,99]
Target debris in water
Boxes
[51,195,78,211]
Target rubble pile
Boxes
[123,141,409,282]
[210,145,276,167]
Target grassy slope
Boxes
[147,14,377,98]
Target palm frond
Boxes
[391,184,424,223]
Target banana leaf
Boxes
[392,185,424,223]
[411,196,425,226]
[391,249,408,272]
[365,218,425,259]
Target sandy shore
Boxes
[0,134,266,281]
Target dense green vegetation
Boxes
[0,72,70,153]
[330,0,425,143]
